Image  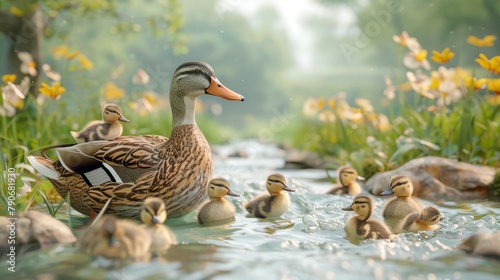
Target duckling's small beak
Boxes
[380,188,394,196]
[282,185,295,192]
[206,77,245,101]
[226,189,240,197]
[356,176,366,182]
[119,115,130,123]
[341,205,353,211]
[151,216,161,224]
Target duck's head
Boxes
[141,197,167,225]
[342,195,373,220]
[266,173,295,195]
[381,175,414,197]
[101,215,123,246]
[170,61,244,127]
[419,206,443,225]
[207,177,240,199]
[338,166,365,187]
[102,104,129,123]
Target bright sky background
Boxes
[217,0,355,68]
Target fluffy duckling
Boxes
[79,214,151,261]
[140,197,177,253]
[402,206,443,233]
[381,175,424,233]
[458,231,500,259]
[342,195,396,241]
[326,166,365,195]
[245,174,295,219]
[0,211,76,249]
[197,177,240,225]
[71,104,129,143]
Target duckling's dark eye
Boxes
[210,186,214,189]
[194,69,201,74]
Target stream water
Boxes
[1,141,499,279]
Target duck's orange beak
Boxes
[206,77,245,101]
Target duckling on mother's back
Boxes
[244,174,295,219]
[71,104,129,143]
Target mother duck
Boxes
[28,61,244,219]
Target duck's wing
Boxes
[55,135,168,185]
[93,135,168,169]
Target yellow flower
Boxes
[475,54,500,75]
[101,82,124,100]
[404,49,431,70]
[318,110,336,123]
[39,82,66,99]
[393,31,420,51]
[415,49,427,62]
[18,52,37,76]
[465,76,488,91]
[431,48,455,64]
[9,6,24,17]
[327,98,336,109]
[486,94,500,106]
[372,114,391,132]
[467,35,496,47]
[355,98,374,112]
[78,54,93,70]
[487,79,500,95]
[317,97,325,111]
[2,74,17,84]
[303,97,318,117]
[51,45,70,59]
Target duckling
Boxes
[197,177,240,225]
[342,195,396,241]
[140,197,177,254]
[402,206,443,233]
[381,175,424,233]
[71,104,129,143]
[0,211,76,248]
[79,214,151,261]
[458,231,500,259]
[244,174,295,219]
[326,166,365,195]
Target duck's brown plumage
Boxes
[27,62,244,219]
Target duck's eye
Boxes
[210,186,214,189]
[194,69,201,74]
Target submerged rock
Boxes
[0,211,76,249]
[365,156,496,201]
[458,231,500,259]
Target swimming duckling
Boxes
[197,177,240,225]
[342,195,396,241]
[402,206,443,233]
[79,214,151,261]
[458,231,500,259]
[245,174,295,219]
[326,166,365,195]
[381,175,424,233]
[71,104,129,143]
[140,197,177,254]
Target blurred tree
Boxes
[314,0,500,66]
[0,0,183,96]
